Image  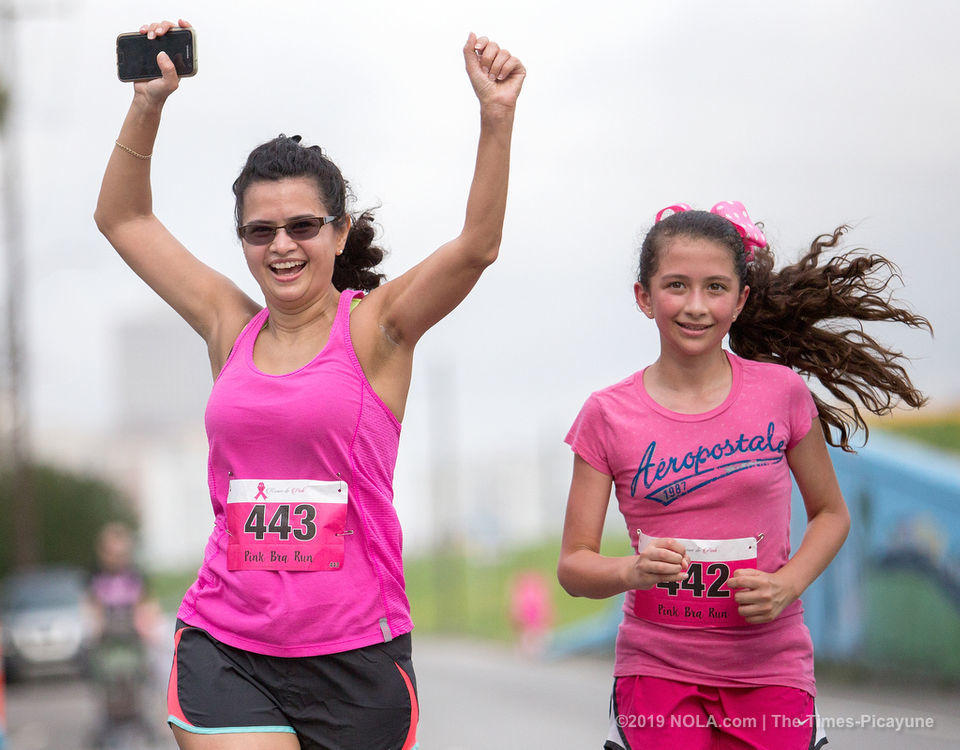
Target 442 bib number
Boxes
[656,560,732,599]
[632,529,758,628]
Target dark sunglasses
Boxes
[238,215,339,245]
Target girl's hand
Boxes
[132,19,192,109]
[463,33,525,113]
[727,568,797,624]
[623,537,691,591]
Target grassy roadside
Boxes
[404,536,630,642]
[879,410,960,454]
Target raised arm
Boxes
[362,33,526,346]
[94,20,258,373]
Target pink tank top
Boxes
[177,289,412,657]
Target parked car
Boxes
[0,567,95,682]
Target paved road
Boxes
[414,637,960,749]
[5,636,960,748]
[4,677,171,750]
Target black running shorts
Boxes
[167,621,419,750]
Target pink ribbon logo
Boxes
[254,482,267,500]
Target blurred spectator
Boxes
[509,570,554,654]
[87,522,160,746]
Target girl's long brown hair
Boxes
[641,213,932,451]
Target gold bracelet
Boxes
[115,140,152,160]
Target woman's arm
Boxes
[360,34,525,347]
[558,455,690,599]
[728,421,851,623]
[94,20,258,373]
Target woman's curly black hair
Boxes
[639,211,932,451]
[232,134,386,292]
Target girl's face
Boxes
[240,176,350,311]
[634,235,749,361]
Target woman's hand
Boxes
[623,537,691,592]
[727,568,797,624]
[463,33,525,114]
[132,19,192,109]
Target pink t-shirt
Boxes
[566,352,820,694]
[177,289,412,657]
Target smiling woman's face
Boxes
[240,176,349,311]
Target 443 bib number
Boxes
[226,479,348,572]
[242,503,318,541]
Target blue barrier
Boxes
[799,433,960,678]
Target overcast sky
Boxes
[2,0,957,479]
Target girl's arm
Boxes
[728,422,851,623]
[558,455,690,599]
[94,20,258,374]
[358,34,524,347]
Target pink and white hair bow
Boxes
[655,200,767,262]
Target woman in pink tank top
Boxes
[558,204,930,750]
[96,17,525,750]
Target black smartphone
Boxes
[116,28,198,82]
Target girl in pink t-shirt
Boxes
[558,202,929,750]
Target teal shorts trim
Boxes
[167,716,296,735]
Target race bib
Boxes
[226,479,348,572]
[632,530,758,627]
